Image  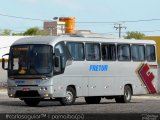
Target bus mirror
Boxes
[2,58,5,69]
[54,56,61,72]
[2,53,9,70]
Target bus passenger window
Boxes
[67,42,84,61]
[85,43,100,61]
[54,42,72,71]
[146,45,156,62]
[117,44,130,61]
[131,45,145,61]
[101,44,116,61]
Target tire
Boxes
[115,85,132,103]
[24,99,40,106]
[59,87,76,105]
[85,97,101,104]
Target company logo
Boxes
[136,63,156,94]
[89,65,108,71]
[15,80,25,85]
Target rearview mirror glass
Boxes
[54,56,61,72]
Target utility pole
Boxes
[114,22,126,38]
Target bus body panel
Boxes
[5,36,158,100]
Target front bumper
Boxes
[7,86,54,98]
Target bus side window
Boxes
[117,44,131,61]
[101,44,116,61]
[146,45,156,62]
[85,43,101,61]
[131,45,145,61]
[66,42,85,61]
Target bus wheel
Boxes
[24,99,40,106]
[59,87,76,105]
[85,97,101,104]
[115,85,132,103]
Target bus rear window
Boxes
[146,45,156,62]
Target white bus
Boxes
[2,34,158,106]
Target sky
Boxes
[0,0,160,37]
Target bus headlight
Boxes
[9,94,14,97]
[44,93,49,97]
[40,87,47,91]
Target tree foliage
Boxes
[0,27,49,36]
[124,31,145,39]
[12,32,24,36]
[23,27,49,36]
[1,29,12,36]
[23,27,38,35]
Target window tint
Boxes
[146,45,156,61]
[117,44,130,61]
[9,45,52,76]
[67,42,84,61]
[29,45,52,74]
[101,44,116,61]
[131,45,145,61]
[85,43,100,61]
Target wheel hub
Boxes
[125,90,131,100]
[66,91,73,103]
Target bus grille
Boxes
[15,90,40,98]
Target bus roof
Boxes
[11,35,156,46]
[11,36,59,46]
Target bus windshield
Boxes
[9,45,52,76]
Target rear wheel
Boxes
[85,97,101,104]
[24,99,40,106]
[59,87,76,105]
[115,85,132,103]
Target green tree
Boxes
[1,29,12,36]
[23,27,49,36]
[12,32,24,36]
[23,27,39,35]
[124,31,145,39]
[36,30,49,36]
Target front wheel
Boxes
[115,85,132,103]
[59,87,76,105]
[24,99,40,106]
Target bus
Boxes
[2,34,158,106]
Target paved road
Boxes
[0,92,160,113]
